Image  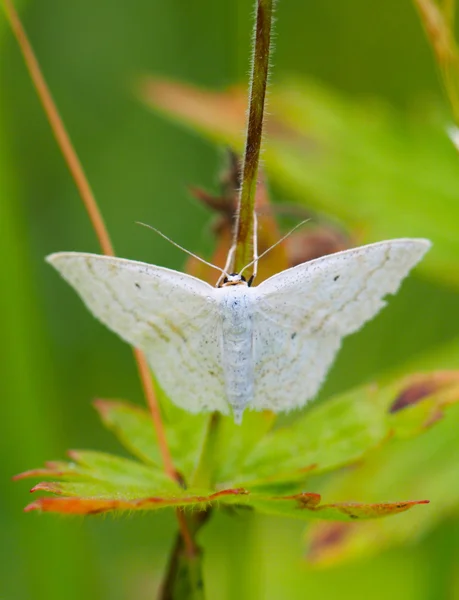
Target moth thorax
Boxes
[220,273,247,287]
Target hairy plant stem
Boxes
[233,0,275,274]
[161,1,276,594]
[159,511,210,600]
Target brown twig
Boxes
[233,0,275,274]
[1,0,197,554]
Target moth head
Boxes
[220,273,247,287]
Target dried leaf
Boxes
[247,493,428,522]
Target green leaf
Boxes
[66,450,175,488]
[16,393,431,523]
[209,410,276,484]
[94,398,208,481]
[15,449,178,496]
[305,402,459,565]
[231,371,459,489]
[238,386,389,483]
[94,400,161,465]
[22,474,427,523]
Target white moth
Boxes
[47,238,430,422]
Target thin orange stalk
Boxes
[175,509,200,558]
[2,0,180,486]
[133,349,177,479]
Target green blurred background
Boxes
[1,0,459,598]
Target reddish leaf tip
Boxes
[390,381,439,413]
[30,482,63,494]
[93,398,147,420]
[92,398,118,416]
[329,498,430,519]
[66,449,80,461]
[13,465,68,481]
[389,371,459,413]
[211,488,249,499]
[24,501,42,513]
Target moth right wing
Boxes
[250,239,431,412]
[47,252,228,414]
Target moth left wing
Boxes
[250,239,431,412]
[47,253,228,414]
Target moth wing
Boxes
[251,239,431,412]
[47,252,228,414]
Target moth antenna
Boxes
[136,222,228,277]
[239,219,310,277]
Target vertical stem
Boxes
[233,0,275,274]
[160,511,210,600]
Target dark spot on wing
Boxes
[334,275,340,281]
[135,283,141,289]
[291,332,297,340]
[209,370,215,376]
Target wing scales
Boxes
[47,253,228,414]
[251,239,431,411]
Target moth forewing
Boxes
[47,252,229,414]
[249,238,431,412]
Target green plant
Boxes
[4,1,459,598]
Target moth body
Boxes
[216,284,254,423]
